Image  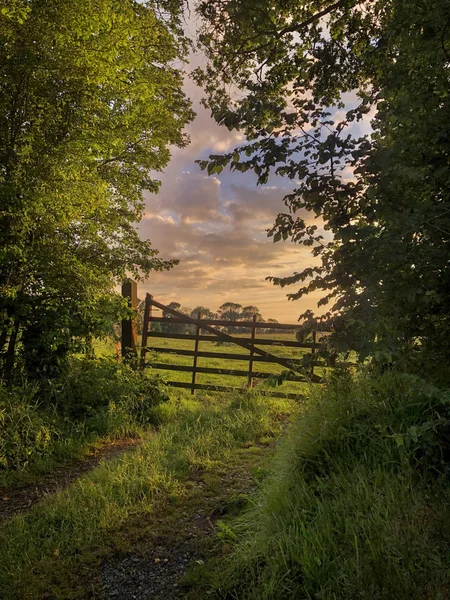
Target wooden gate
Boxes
[140,294,324,400]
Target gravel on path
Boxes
[100,468,257,600]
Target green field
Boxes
[94,332,326,396]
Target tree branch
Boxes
[277,0,354,38]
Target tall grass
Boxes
[0,391,295,599]
[0,357,169,486]
[211,370,450,599]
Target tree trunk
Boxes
[0,323,9,354]
[4,320,20,383]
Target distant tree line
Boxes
[137,300,290,335]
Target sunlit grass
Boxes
[200,371,450,599]
[0,391,297,599]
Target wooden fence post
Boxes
[121,280,138,360]
[140,293,153,369]
[247,314,257,388]
[191,312,202,395]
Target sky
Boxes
[136,25,367,323]
[138,100,320,322]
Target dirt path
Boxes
[0,438,143,523]
[99,459,259,600]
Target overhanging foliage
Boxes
[195,0,450,365]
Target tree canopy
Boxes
[0,0,194,378]
[195,0,450,367]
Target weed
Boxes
[216,520,238,543]
[0,358,168,484]
[50,356,168,422]
[0,385,55,470]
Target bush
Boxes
[0,386,55,470]
[213,370,450,599]
[51,357,169,422]
[0,358,169,474]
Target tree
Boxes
[196,0,450,367]
[241,305,263,322]
[264,318,280,334]
[217,302,242,321]
[0,0,194,380]
[161,302,192,334]
[190,306,218,320]
[217,302,262,332]
[217,302,241,332]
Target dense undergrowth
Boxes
[0,357,168,486]
[205,370,450,600]
[3,358,450,600]
[0,390,294,599]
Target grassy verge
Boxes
[0,390,296,599]
[201,370,450,599]
[0,357,168,488]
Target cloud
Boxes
[146,172,222,224]
[223,185,284,224]
[138,207,319,321]
[137,77,326,322]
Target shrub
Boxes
[51,357,169,422]
[213,370,450,599]
[0,386,55,470]
[0,358,169,473]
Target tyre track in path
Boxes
[0,437,143,523]
[100,459,259,600]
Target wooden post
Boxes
[121,280,138,360]
[311,329,317,376]
[140,293,153,369]
[191,312,202,395]
[247,314,257,388]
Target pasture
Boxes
[94,331,327,396]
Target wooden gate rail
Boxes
[167,381,305,401]
[146,316,307,329]
[144,347,309,364]
[146,331,314,348]
[145,297,322,377]
[147,363,306,382]
[140,294,325,398]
